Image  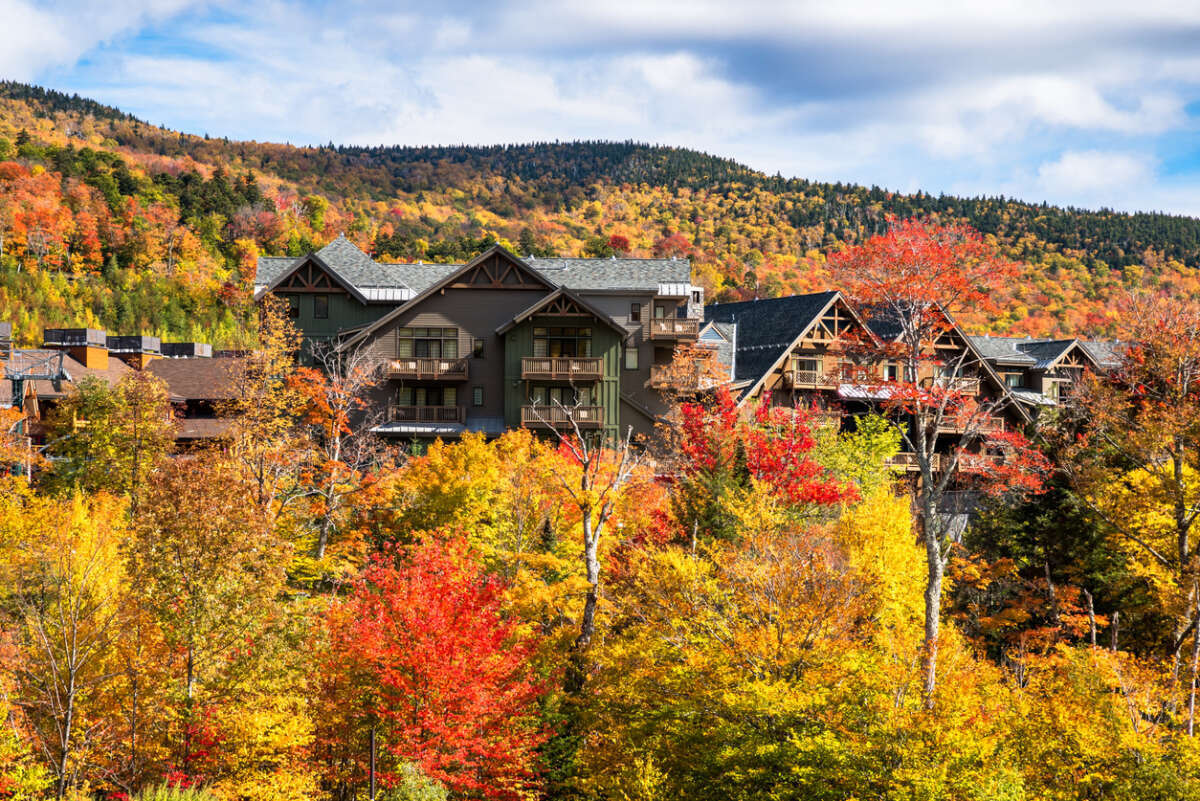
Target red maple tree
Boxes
[675,386,858,541]
[322,534,548,800]
[829,218,1048,706]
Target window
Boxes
[397,386,456,407]
[472,337,485,358]
[884,362,901,382]
[692,290,702,304]
[313,294,329,319]
[676,305,687,319]
[654,305,667,319]
[533,326,592,357]
[397,327,458,358]
[630,302,642,322]
[473,386,484,406]
[531,385,593,406]
[1005,373,1025,388]
[287,296,300,319]
[624,344,639,370]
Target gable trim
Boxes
[341,245,557,350]
[254,253,369,305]
[496,287,631,339]
[738,292,878,405]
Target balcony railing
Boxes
[921,375,982,395]
[648,318,700,339]
[387,356,469,381]
[783,369,840,389]
[886,452,943,472]
[647,364,722,391]
[521,405,604,429]
[937,414,1007,435]
[389,405,465,424]
[520,356,603,381]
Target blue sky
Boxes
[4,0,1200,215]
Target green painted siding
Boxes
[279,292,394,345]
[502,316,622,439]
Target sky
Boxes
[4,0,1200,216]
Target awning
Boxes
[837,383,895,401]
[370,422,466,437]
[1011,389,1055,406]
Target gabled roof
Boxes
[698,320,737,380]
[968,336,1104,371]
[705,292,840,384]
[1080,340,1124,369]
[254,235,425,303]
[968,335,1039,366]
[495,287,631,338]
[342,245,558,349]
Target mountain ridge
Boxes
[0,80,1196,345]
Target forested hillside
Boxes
[1,80,1198,344]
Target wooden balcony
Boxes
[389,405,465,424]
[387,357,469,381]
[521,356,603,381]
[648,318,700,339]
[937,414,1007,435]
[647,364,720,391]
[886,452,943,472]
[521,405,604,429]
[783,369,839,389]
[921,376,981,395]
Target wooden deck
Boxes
[520,357,603,381]
[520,405,604,429]
[648,318,700,339]
[389,405,465,424]
[386,357,469,381]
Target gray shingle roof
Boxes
[967,336,1039,365]
[529,256,692,291]
[705,292,838,383]
[1081,339,1124,368]
[1018,339,1078,370]
[255,240,692,299]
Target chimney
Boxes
[44,328,108,369]
[107,335,162,369]
[162,342,213,359]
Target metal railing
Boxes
[389,405,465,424]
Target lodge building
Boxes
[254,236,706,441]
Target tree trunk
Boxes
[922,542,943,709]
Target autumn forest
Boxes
[4,81,1200,801]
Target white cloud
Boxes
[8,0,1200,215]
[1036,150,1155,200]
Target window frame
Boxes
[313,294,329,320]
[624,344,639,370]
[397,327,459,359]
